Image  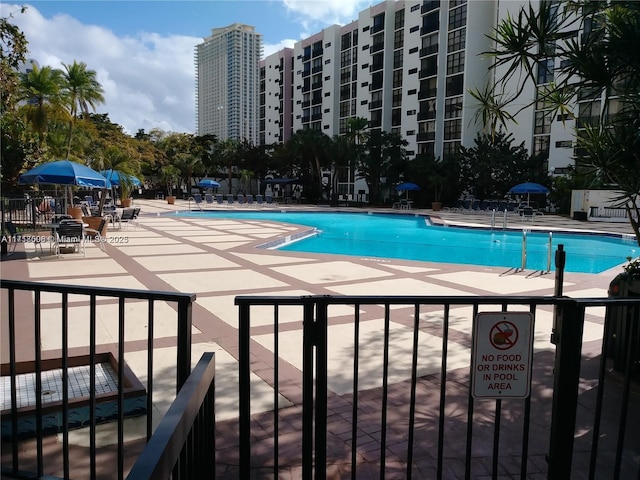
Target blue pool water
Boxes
[177,211,638,274]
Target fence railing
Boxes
[0,279,195,480]
[235,294,640,480]
[126,352,215,480]
[589,206,638,220]
[1,196,68,230]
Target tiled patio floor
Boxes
[1,199,637,478]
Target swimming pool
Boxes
[178,211,638,274]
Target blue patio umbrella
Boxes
[19,160,111,188]
[508,182,549,205]
[197,178,220,188]
[395,182,421,199]
[100,169,141,187]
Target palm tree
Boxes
[484,0,640,243]
[18,63,65,153]
[287,129,332,201]
[61,61,105,158]
[97,145,141,212]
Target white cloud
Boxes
[263,39,297,57]
[282,0,372,32]
[3,3,197,135]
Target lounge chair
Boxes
[226,194,235,206]
[190,193,204,210]
[519,206,536,221]
[120,207,140,229]
[246,194,254,206]
[256,194,264,206]
[216,194,225,205]
[236,194,245,206]
[54,219,85,257]
[265,195,273,206]
[205,194,215,205]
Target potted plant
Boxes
[119,178,133,208]
[161,165,180,205]
[609,256,640,296]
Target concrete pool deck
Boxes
[1,198,637,478]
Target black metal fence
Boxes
[0,279,195,480]
[126,352,215,480]
[235,294,640,479]
[1,195,68,230]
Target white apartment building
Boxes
[259,0,577,186]
[196,23,263,143]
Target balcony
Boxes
[312,65,322,74]
[311,82,322,90]
[311,113,323,121]
[302,100,311,108]
[416,131,436,141]
[419,45,438,57]
[368,100,383,110]
[418,89,436,100]
[417,110,436,121]
[371,42,385,53]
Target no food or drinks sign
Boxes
[471,312,534,399]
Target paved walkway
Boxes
[1,199,637,478]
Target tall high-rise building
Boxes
[195,23,263,143]
[259,0,581,189]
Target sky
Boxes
[1,0,374,135]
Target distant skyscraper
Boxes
[195,23,262,143]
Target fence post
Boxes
[238,300,251,480]
[176,298,193,391]
[302,298,316,480]
[547,299,584,479]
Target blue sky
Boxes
[2,0,373,135]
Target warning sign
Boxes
[471,312,534,399]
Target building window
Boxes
[447,28,466,52]
[442,141,461,159]
[421,33,439,56]
[446,51,465,75]
[392,108,402,126]
[537,59,554,84]
[393,70,403,88]
[420,56,437,77]
[533,135,550,156]
[446,74,464,96]
[444,119,462,140]
[422,12,439,34]
[392,88,402,107]
[448,5,467,30]
[394,49,403,69]
[395,9,404,30]
[341,32,351,50]
[555,140,572,148]
[534,110,553,134]
[340,49,351,68]
[410,25,420,33]
[372,13,385,33]
[419,77,437,98]
[394,29,404,49]
[445,96,463,118]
